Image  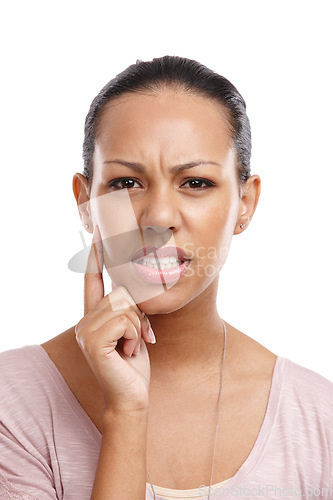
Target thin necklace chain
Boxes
[146,319,227,500]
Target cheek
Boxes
[216,210,237,259]
[191,205,237,275]
[89,190,140,265]
[90,190,138,236]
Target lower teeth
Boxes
[137,261,185,270]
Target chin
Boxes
[108,263,219,314]
[135,278,216,316]
[135,294,190,315]
[125,279,189,314]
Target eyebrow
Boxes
[103,159,222,174]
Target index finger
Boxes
[84,225,105,315]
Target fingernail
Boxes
[149,326,156,344]
[142,313,149,335]
[143,314,156,344]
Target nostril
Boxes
[141,225,173,236]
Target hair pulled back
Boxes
[83,55,251,186]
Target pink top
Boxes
[0,345,333,500]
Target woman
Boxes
[0,56,332,500]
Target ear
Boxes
[72,173,93,234]
[234,175,261,235]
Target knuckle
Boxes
[75,320,94,345]
[118,314,128,327]
[75,320,83,338]
[75,330,85,349]
[112,309,139,337]
[133,319,140,338]
[75,326,87,345]
[124,317,137,338]
[117,314,138,338]
[78,328,99,353]
[112,298,130,311]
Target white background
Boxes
[1,1,332,380]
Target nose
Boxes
[136,186,181,235]
[139,225,174,250]
[141,225,172,235]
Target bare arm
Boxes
[90,409,148,500]
[75,227,155,499]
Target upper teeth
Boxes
[136,256,184,269]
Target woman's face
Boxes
[78,90,259,313]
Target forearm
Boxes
[90,409,148,500]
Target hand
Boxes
[75,225,156,413]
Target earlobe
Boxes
[234,175,261,235]
[72,173,93,233]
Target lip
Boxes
[131,245,191,263]
[131,259,191,284]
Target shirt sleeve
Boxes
[0,421,59,500]
[0,471,38,500]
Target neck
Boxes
[145,278,226,379]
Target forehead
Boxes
[95,90,233,163]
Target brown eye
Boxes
[181,178,214,189]
[108,178,141,190]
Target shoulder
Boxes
[230,324,333,408]
[0,344,51,379]
[281,356,333,402]
[0,344,57,423]
[230,325,333,425]
[0,344,42,382]
[277,356,333,437]
[0,347,64,497]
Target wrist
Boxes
[102,406,149,425]
[101,406,149,438]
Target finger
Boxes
[83,299,142,340]
[104,297,143,354]
[100,296,155,347]
[109,286,151,338]
[114,287,156,344]
[84,225,105,315]
[76,314,138,358]
[86,283,155,344]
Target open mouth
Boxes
[134,255,189,270]
[130,246,191,284]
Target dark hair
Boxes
[83,55,251,186]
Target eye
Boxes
[108,177,142,190]
[181,178,215,190]
[107,177,215,191]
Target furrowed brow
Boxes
[103,159,221,173]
